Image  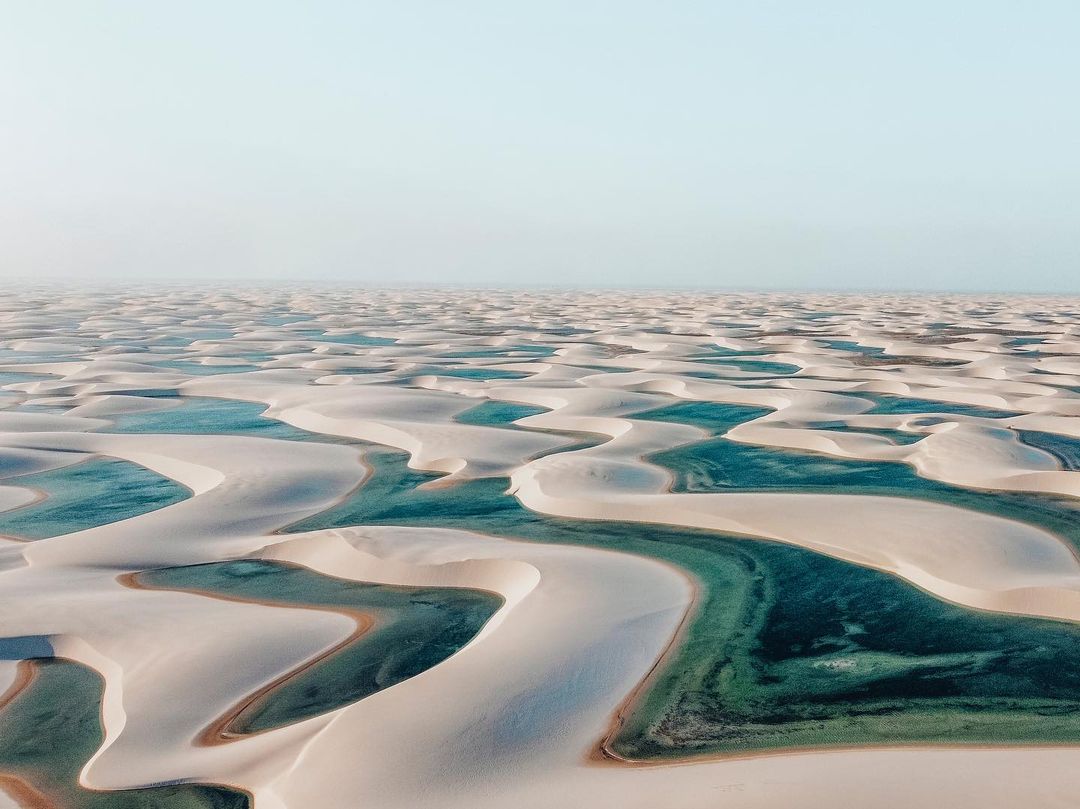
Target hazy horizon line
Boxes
[1,278,1078,298]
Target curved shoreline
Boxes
[118,569,376,744]
[0,772,52,809]
[2,290,1080,809]
[0,660,36,712]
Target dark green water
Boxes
[644,402,1080,553]
[0,659,249,808]
[137,560,501,735]
[287,443,1080,757]
[0,459,189,540]
[622,530,1080,756]
[453,400,549,426]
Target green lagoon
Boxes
[0,659,248,808]
[0,458,189,540]
[288,401,1080,758]
[10,387,1080,776]
[137,560,500,735]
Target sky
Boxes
[1,2,1078,292]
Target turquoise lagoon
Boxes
[287,401,1080,757]
[0,458,189,540]
[6,385,1080,783]
[0,659,249,808]
[137,560,501,735]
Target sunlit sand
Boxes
[0,289,1078,808]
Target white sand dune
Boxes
[0,289,1078,808]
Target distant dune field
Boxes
[1,288,1079,809]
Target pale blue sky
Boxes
[2,2,1078,291]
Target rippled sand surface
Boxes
[0,288,1079,808]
